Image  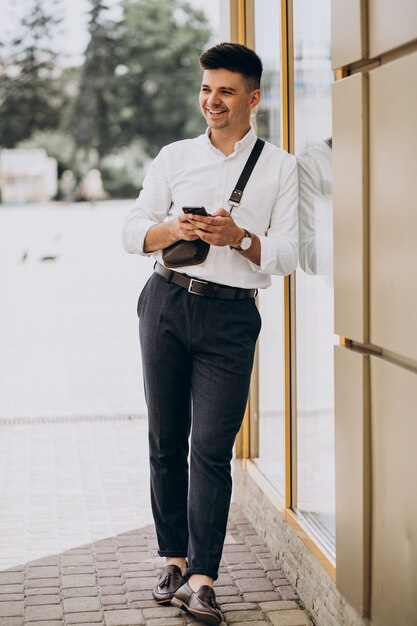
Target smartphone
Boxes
[182,206,208,216]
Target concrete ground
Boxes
[0,201,152,420]
[0,202,314,625]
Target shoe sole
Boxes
[171,596,222,625]
[154,598,172,605]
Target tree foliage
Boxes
[0,0,64,147]
[70,0,211,159]
[113,0,211,156]
[0,0,212,195]
[71,0,119,159]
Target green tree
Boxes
[0,0,63,147]
[71,0,119,159]
[67,0,211,196]
[114,0,211,156]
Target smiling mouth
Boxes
[206,108,227,115]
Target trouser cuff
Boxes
[186,567,219,582]
[157,549,188,558]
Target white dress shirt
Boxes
[122,126,298,289]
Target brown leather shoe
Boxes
[152,564,186,605]
[172,582,223,625]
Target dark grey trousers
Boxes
[138,272,261,580]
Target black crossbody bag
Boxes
[162,138,265,269]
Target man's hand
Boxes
[187,208,261,266]
[186,208,244,247]
[143,209,260,267]
[173,213,201,241]
[143,213,199,253]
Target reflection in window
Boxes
[251,0,285,496]
[298,139,333,279]
[256,282,285,497]
[254,1,281,146]
[293,0,336,557]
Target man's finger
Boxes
[211,208,229,217]
[190,215,227,227]
[195,229,226,246]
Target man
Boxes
[122,42,298,626]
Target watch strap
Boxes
[230,229,252,251]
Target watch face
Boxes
[240,235,252,251]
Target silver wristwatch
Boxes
[231,229,252,252]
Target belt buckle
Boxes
[188,278,208,295]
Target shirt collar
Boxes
[203,125,257,155]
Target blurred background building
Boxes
[0,149,57,202]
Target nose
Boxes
[207,91,222,107]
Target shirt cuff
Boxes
[123,219,157,256]
[248,234,298,276]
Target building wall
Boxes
[332,2,417,623]
[233,460,368,626]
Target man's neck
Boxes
[208,126,251,157]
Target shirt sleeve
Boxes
[297,148,333,279]
[251,154,299,276]
[297,152,320,275]
[121,148,172,255]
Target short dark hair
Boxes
[199,42,263,91]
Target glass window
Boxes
[293,0,336,557]
[251,0,285,497]
[253,2,281,147]
[255,282,285,496]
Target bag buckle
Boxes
[188,278,208,295]
[229,188,243,205]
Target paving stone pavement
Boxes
[0,420,154,570]
[0,504,312,626]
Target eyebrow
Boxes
[201,83,237,92]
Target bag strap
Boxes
[228,138,265,212]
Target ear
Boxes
[249,89,261,111]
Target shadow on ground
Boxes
[0,505,313,626]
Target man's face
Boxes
[199,68,260,134]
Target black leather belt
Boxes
[155,263,257,300]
